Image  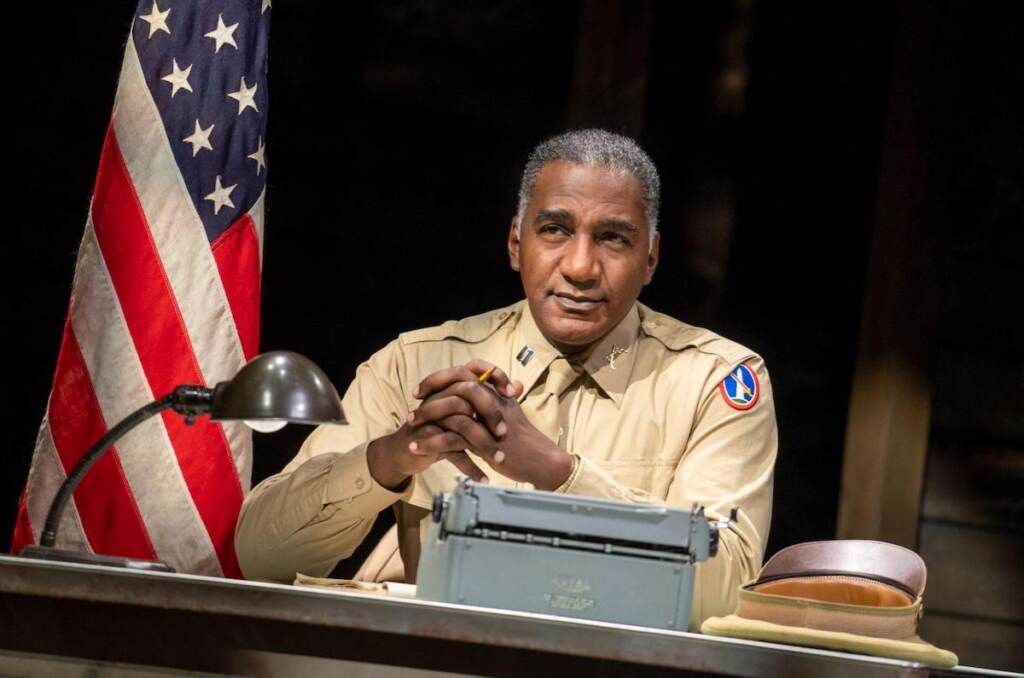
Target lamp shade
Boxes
[211,351,346,426]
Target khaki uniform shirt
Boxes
[235,300,778,629]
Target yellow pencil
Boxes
[478,367,496,383]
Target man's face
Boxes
[509,161,659,353]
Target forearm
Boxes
[235,443,409,582]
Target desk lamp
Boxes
[19,351,345,571]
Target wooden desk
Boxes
[0,556,1011,677]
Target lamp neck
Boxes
[38,385,215,549]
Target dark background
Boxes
[5,0,1022,668]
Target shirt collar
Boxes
[510,301,641,408]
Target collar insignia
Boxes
[604,345,628,370]
[516,345,535,366]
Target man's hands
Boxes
[366,360,520,490]
[366,360,576,492]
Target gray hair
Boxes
[515,129,661,247]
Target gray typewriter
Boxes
[416,478,731,630]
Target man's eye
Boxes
[539,224,567,235]
[601,233,630,245]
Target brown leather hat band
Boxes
[751,569,918,599]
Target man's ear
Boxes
[644,230,660,284]
[508,217,521,272]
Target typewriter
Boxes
[416,478,732,630]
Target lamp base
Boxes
[19,545,175,572]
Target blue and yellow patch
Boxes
[719,362,760,410]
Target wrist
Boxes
[553,453,582,493]
[367,436,412,491]
[535,448,576,492]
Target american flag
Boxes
[11,0,271,577]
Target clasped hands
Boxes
[367,359,574,492]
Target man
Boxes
[235,129,777,629]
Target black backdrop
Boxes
[4,1,898,561]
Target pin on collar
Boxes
[516,345,535,366]
[605,345,628,370]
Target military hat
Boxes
[701,540,958,667]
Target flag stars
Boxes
[228,77,259,115]
[205,176,237,215]
[139,1,171,38]
[183,120,215,157]
[160,59,193,97]
[248,137,267,175]
[205,14,239,53]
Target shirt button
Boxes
[354,477,366,490]
[498,311,508,320]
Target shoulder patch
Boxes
[400,304,519,346]
[719,362,760,410]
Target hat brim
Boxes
[701,614,958,668]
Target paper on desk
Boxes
[294,573,417,599]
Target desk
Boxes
[0,556,1011,677]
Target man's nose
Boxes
[559,236,600,286]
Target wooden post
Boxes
[836,0,957,547]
